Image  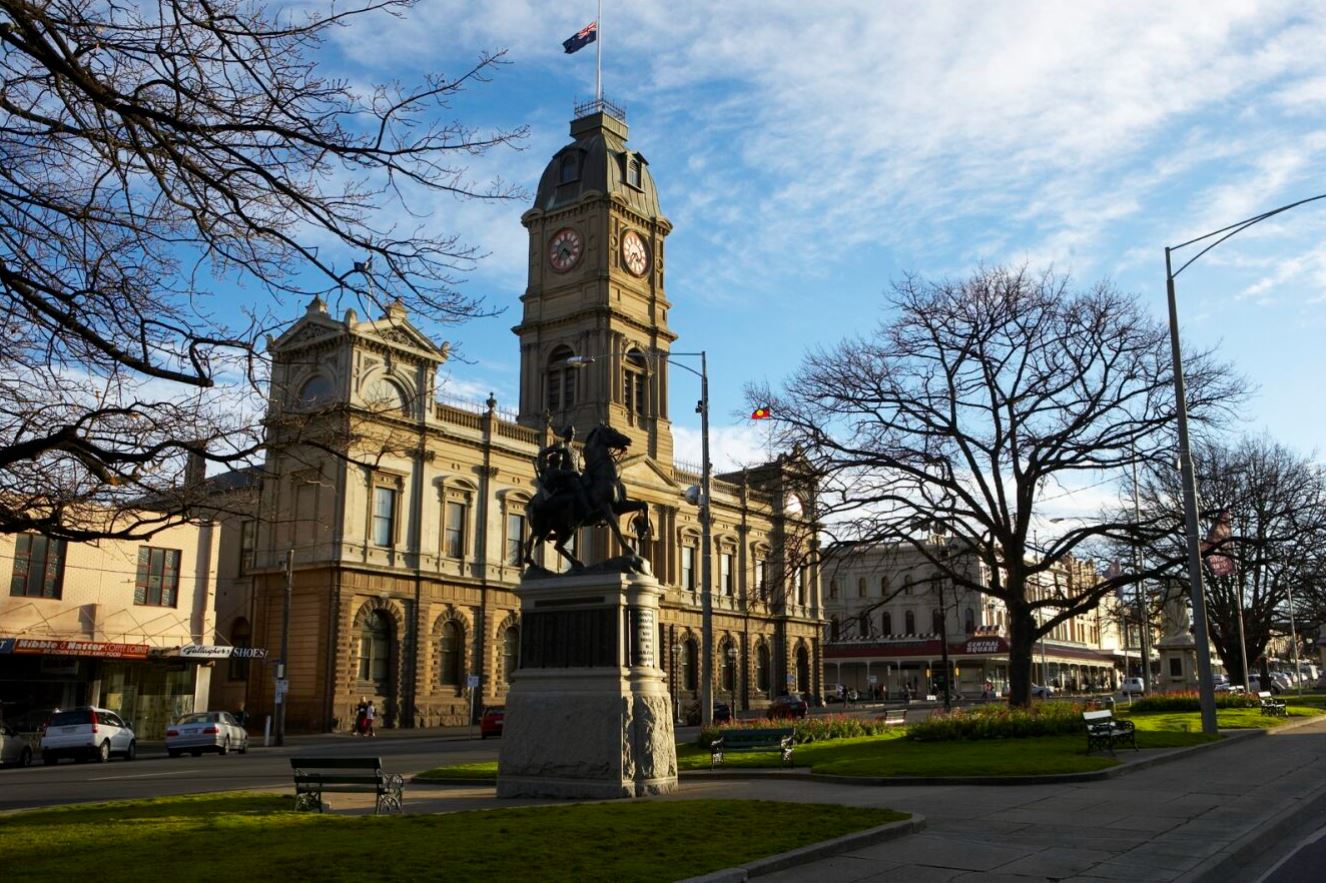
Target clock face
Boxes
[548,227,583,272]
[621,230,649,277]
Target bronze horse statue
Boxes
[523,423,650,571]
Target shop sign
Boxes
[230,647,268,659]
[962,638,1008,655]
[0,638,14,654]
[8,638,151,659]
[179,644,235,659]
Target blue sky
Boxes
[312,2,1326,513]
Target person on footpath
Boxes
[364,698,377,737]
[355,697,368,736]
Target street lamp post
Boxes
[564,349,714,725]
[672,642,684,725]
[1165,192,1326,736]
[726,645,738,716]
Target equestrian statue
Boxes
[524,423,651,573]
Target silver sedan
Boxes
[166,711,249,757]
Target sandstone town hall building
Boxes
[220,101,824,732]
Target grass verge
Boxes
[0,792,907,883]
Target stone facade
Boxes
[222,105,824,732]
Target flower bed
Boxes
[904,702,1088,741]
[696,713,902,746]
[1129,691,1258,713]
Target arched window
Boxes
[502,626,520,683]
[756,643,771,694]
[829,617,840,640]
[795,645,810,693]
[357,610,391,687]
[828,578,839,600]
[964,607,976,635]
[227,618,252,682]
[932,608,944,635]
[440,621,463,686]
[857,577,867,598]
[682,638,698,691]
[297,375,335,408]
[904,611,916,634]
[880,576,890,597]
[623,349,647,417]
[858,611,869,637]
[364,377,408,413]
[882,611,893,636]
[546,346,577,412]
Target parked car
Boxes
[479,706,504,739]
[166,711,248,757]
[1120,677,1146,696]
[1030,684,1056,698]
[767,693,808,720]
[0,721,33,767]
[40,706,136,764]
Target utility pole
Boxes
[276,548,292,746]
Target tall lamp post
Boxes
[565,349,714,725]
[1166,192,1326,736]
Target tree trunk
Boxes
[1006,602,1038,707]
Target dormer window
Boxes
[626,155,642,188]
[559,153,579,184]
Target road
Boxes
[0,734,498,813]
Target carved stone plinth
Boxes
[496,571,678,799]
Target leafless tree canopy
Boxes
[1138,436,1326,683]
[750,266,1244,705]
[0,0,526,538]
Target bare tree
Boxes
[0,0,526,539]
[1137,436,1326,686]
[749,266,1244,706]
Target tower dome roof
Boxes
[531,108,663,219]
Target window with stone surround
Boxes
[439,620,463,686]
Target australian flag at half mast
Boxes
[563,21,598,54]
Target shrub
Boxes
[904,702,1088,742]
[1129,691,1258,713]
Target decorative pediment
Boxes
[618,455,679,491]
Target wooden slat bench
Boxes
[709,728,795,768]
[290,756,404,814]
[1083,710,1137,755]
[1258,691,1287,717]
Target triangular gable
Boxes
[617,454,680,492]
[355,315,448,363]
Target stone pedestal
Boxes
[496,570,678,799]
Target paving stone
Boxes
[847,833,1030,872]
[994,845,1116,878]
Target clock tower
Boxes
[514,101,677,465]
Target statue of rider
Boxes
[534,425,588,514]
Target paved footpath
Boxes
[737,716,1326,883]
[293,717,1326,882]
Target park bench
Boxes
[709,727,796,769]
[881,708,908,727]
[290,756,404,814]
[1083,709,1138,755]
[1258,691,1287,717]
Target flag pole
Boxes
[595,0,603,103]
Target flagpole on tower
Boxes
[595,0,603,103]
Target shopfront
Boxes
[0,637,204,737]
[824,634,1119,698]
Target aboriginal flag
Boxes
[563,21,598,54]
[750,406,772,420]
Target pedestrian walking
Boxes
[365,698,377,737]
[355,696,368,736]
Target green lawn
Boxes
[416,703,1319,782]
[0,793,907,883]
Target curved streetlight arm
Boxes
[1164,191,1326,735]
[1169,193,1326,279]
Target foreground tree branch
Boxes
[0,0,527,537]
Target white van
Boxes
[1121,677,1146,696]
